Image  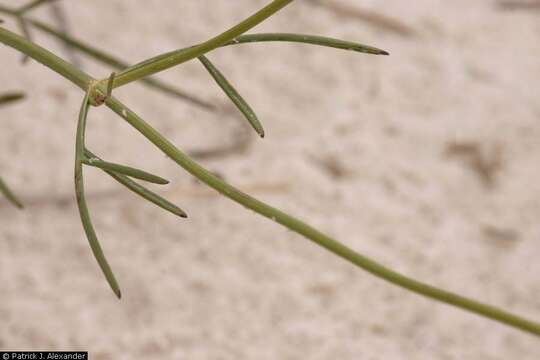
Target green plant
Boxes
[1,0,539,338]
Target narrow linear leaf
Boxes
[75,93,121,299]
[117,32,387,85]
[227,33,389,55]
[0,92,25,106]
[82,158,169,185]
[84,149,187,218]
[198,55,264,137]
[0,176,24,209]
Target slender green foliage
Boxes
[84,149,187,219]
[225,33,389,54]
[0,0,539,338]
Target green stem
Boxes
[113,0,294,88]
[105,95,540,337]
[0,26,91,90]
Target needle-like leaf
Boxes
[82,158,169,185]
[115,32,388,83]
[75,93,121,299]
[227,33,389,55]
[0,176,24,209]
[84,149,187,218]
[199,55,264,137]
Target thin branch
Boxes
[75,93,121,298]
[105,94,540,337]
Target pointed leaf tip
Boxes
[198,55,264,138]
[84,149,187,219]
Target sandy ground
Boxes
[1,0,540,358]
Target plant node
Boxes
[87,80,107,107]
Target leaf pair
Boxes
[2,7,388,135]
[197,34,388,138]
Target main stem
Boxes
[105,96,540,337]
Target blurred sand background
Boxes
[1,0,540,358]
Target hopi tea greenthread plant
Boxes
[1,0,539,338]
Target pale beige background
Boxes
[1,0,540,359]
